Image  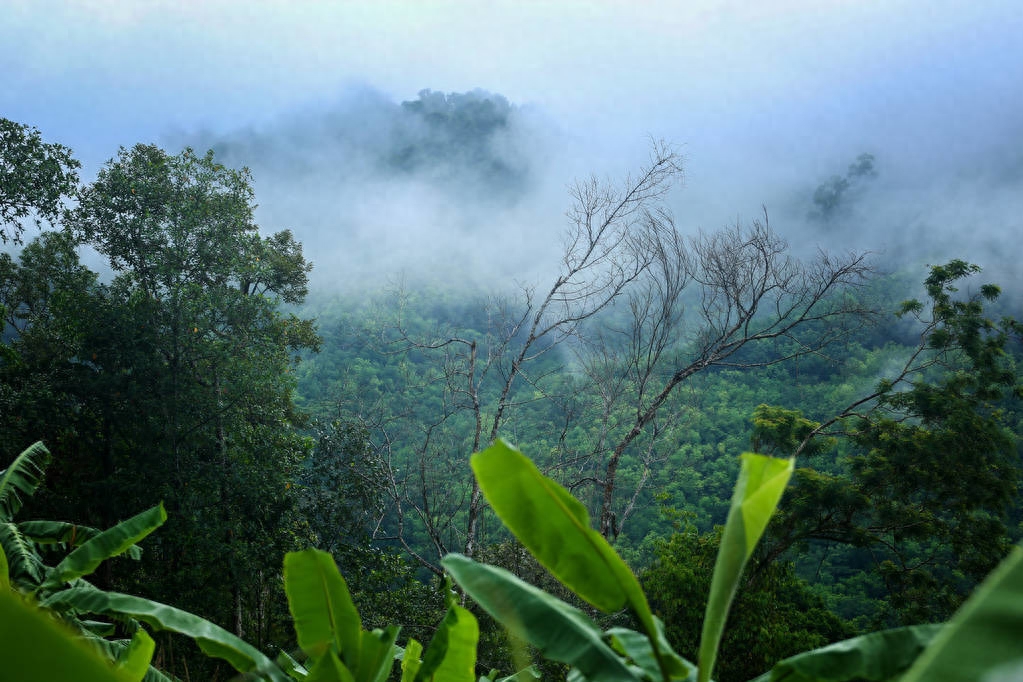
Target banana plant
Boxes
[280,547,487,682]
[443,440,794,682]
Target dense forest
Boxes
[2,103,1022,682]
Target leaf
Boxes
[470,440,672,675]
[400,638,423,682]
[416,605,478,682]
[355,626,400,682]
[40,586,288,682]
[899,546,1023,682]
[698,453,793,682]
[0,538,8,590]
[442,553,641,682]
[43,504,166,588]
[748,624,941,682]
[0,520,44,586]
[470,440,635,613]
[284,549,363,667]
[18,520,142,559]
[116,628,156,682]
[607,624,695,681]
[0,441,50,521]
[277,649,310,679]
[0,587,133,682]
[307,650,356,682]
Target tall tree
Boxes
[757,261,1022,624]
[1,144,322,676]
[0,118,80,244]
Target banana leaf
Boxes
[0,586,133,682]
[42,504,166,589]
[699,453,793,682]
[748,624,941,682]
[284,549,363,666]
[416,605,478,682]
[40,586,288,682]
[443,553,641,682]
[0,441,50,521]
[900,546,1023,682]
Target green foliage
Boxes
[0,118,80,245]
[644,529,854,682]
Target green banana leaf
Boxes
[0,538,8,590]
[416,605,478,682]
[0,586,133,682]
[42,504,166,589]
[307,650,356,682]
[0,441,50,521]
[0,520,45,586]
[899,546,1023,682]
[115,628,156,682]
[277,649,310,679]
[284,549,363,667]
[699,453,794,682]
[748,624,942,682]
[442,553,642,682]
[39,586,288,682]
[354,626,399,682]
[400,638,423,682]
[19,520,143,560]
[470,440,640,613]
[607,625,696,681]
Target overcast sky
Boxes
[3,1,1021,292]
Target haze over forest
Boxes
[3,1,1022,297]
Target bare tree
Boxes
[348,141,872,574]
[582,214,873,537]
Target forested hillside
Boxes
[2,110,1022,681]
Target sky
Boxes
[3,0,1022,294]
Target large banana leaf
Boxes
[470,441,640,613]
[284,549,363,666]
[42,504,166,589]
[899,545,1023,682]
[354,626,400,682]
[0,520,45,586]
[0,538,8,590]
[443,553,642,682]
[115,628,156,682]
[698,453,794,682]
[400,638,423,682]
[748,624,941,682]
[0,586,133,682]
[416,605,478,682]
[607,625,696,681]
[40,586,288,682]
[0,441,50,521]
[19,520,142,560]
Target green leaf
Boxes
[470,440,635,613]
[0,520,44,586]
[442,553,641,682]
[116,628,156,682]
[0,587,133,682]
[277,649,310,679]
[307,650,356,682]
[355,626,400,682]
[0,539,8,591]
[748,624,941,682]
[607,624,695,681]
[284,549,363,667]
[0,441,50,521]
[698,453,793,682]
[900,546,1023,682]
[43,504,166,589]
[40,587,288,682]
[18,520,143,559]
[400,638,423,682]
[416,605,478,682]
